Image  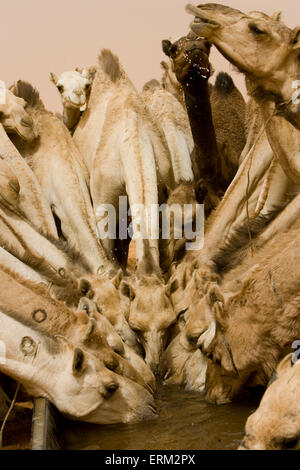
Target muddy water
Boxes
[63,385,261,450]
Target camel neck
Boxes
[63,107,81,132]
[182,78,220,182]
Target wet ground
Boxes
[62,384,261,450]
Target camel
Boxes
[160,331,208,392]
[9,81,112,276]
[0,203,140,353]
[142,79,202,271]
[72,50,178,371]
[187,4,300,188]
[73,49,174,270]
[210,72,246,185]
[0,307,155,424]
[162,33,246,196]
[0,88,57,236]
[119,242,176,374]
[160,60,185,107]
[50,67,96,132]
[238,354,300,450]
[0,264,154,393]
[187,4,300,130]
[162,34,222,203]
[77,297,156,392]
[181,225,300,404]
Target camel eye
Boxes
[249,23,267,36]
[57,84,64,93]
[85,83,91,91]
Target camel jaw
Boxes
[186,4,220,37]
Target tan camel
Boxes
[187,4,300,126]
[0,304,155,423]
[0,204,140,353]
[239,354,300,450]
[73,49,174,269]
[119,242,176,374]
[50,68,96,132]
[9,81,112,276]
[0,88,57,236]
[187,5,300,185]
[0,264,154,394]
[181,224,300,403]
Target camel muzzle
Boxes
[186,4,220,37]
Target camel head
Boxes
[56,340,155,423]
[186,3,300,129]
[180,282,221,351]
[120,274,176,375]
[50,69,94,111]
[162,32,211,87]
[0,85,36,141]
[80,272,140,353]
[238,354,300,450]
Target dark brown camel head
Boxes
[162,33,212,87]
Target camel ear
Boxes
[291,27,300,48]
[72,348,85,375]
[276,353,294,375]
[120,281,135,301]
[49,72,58,85]
[207,284,224,308]
[271,11,282,22]
[162,40,173,57]
[160,60,169,71]
[112,268,123,289]
[81,68,89,79]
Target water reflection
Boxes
[63,385,260,450]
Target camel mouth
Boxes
[185,4,220,26]
[186,4,220,36]
[65,100,84,110]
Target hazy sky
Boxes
[2,0,300,111]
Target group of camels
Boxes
[0,3,300,450]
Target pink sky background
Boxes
[2,0,300,111]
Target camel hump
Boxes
[215,72,235,95]
[98,49,122,82]
[142,79,161,92]
[10,80,44,109]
